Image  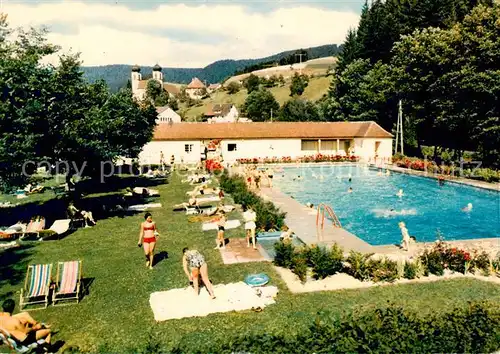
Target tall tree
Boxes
[242,89,280,122]
[244,74,260,94]
[0,15,158,190]
[146,79,169,106]
[279,99,321,122]
[290,73,309,96]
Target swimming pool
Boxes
[258,233,305,259]
[273,165,500,245]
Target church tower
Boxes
[131,65,142,93]
[152,64,163,83]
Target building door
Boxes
[375,141,381,157]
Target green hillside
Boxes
[180,76,331,120]
[81,44,340,92]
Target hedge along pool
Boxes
[272,165,500,246]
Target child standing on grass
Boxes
[214,211,226,249]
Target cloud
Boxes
[2,1,359,67]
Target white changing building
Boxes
[138,121,393,164]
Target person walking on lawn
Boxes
[138,212,160,269]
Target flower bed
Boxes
[205,159,223,172]
[392,155,500,182]
[274,240,497,285]
[236,154,359,164]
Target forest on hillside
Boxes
[81,44,339,92]
[320,0,499,167]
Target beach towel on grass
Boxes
[127,203,162,211]
[149,282,277,321]
[202,219,241,231]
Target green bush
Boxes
[195,302,500,353]
[308,245,343,280]
[219,171,286,230]
[367,257,400,282]
[273,241,295,268]
[403,261,418,279]
[470,251,491,275]
[420,243,446,276]
[345,251,373,281]
[291,253,308,283]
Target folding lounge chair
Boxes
[0,327,48,354]
[19,264,53,310]
[46,219,71,240]
[20,219,45,240]
[52,260,82,306]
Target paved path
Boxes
[260,187,375,253]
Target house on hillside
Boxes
[204,104,240,123]
[186,77,207,99]
[207,83,221,93]
[156,106,181,124]
[131,64,180,102]
[138,121,393,164]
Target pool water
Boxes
[273,165,500,245]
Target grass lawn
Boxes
[181,76,331,121]
[1,174,500,352]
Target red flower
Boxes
[464,252,471,261]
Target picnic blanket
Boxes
[149,282,278,321]
[127,203,162,211]
[202,219,241,231]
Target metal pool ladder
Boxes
[316,203,342,229]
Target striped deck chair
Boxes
[19,264,53,310]
[52,260,82,306]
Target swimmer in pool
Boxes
[396,189,404,197]
[348,187,353,193]
[377,170,383,176]
[461,203,473,212]
[386,170,391,176]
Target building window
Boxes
[227,143,237,152]
[185,144,193,153]
[301,140,318,151]
[321,140,335,151]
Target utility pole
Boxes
[295,53,305,75]
[395,100,404,155]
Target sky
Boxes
[2,0,363,67]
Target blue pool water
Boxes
[273,165,500,245]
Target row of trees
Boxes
[242,88,322,122]
[325,0,499,166]
[0,14,158,190]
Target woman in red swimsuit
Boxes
[138,212,159,269]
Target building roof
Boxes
[208,83,221,89]
[205,103,235,117]
[187,77,206,89]
[152,122,393,141]
[131,65,141,72]
[163,83,180,95]
[156,106,172,114]
[153,64,162,71]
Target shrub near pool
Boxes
[189,302,500,354]
[274,240,495,283]
[219,170,286,230]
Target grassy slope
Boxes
[1,175,499,352]
[181,76,332,121]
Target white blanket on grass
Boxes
[149,282,278,321]
[127,203,162,211]
[202,219,241,231]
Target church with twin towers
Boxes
[130,64,180,102]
